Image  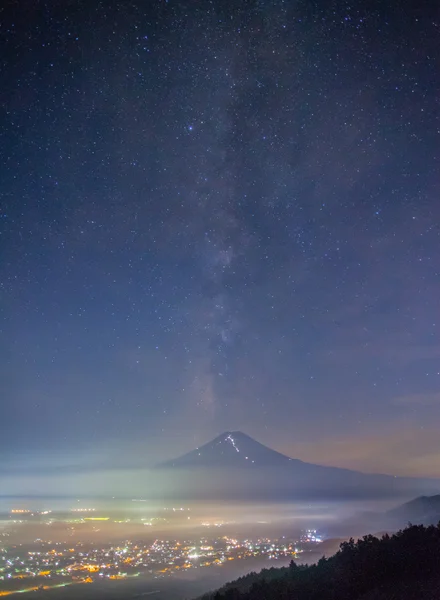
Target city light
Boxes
[0,508,323,596]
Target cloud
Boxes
[392,392,440,406]
[282,424,440,478]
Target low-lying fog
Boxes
[1,464,435,599]
[0,496,405,546]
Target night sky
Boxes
[1,0,439,482]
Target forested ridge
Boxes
[199,524,440,600]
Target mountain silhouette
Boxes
[159,431,296,468]
[387,494,440,526]
[156,432,440,501]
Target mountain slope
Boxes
[387,494,440,525]
[156,432,440,501]
[159,431,297,468]
[199,524,440,600]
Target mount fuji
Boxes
[159,431,296,468]
[157,431,440,501]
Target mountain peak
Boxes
[155,433,440,502]
[212,430,254,447]
[158,431,294,468]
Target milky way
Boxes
[1,0,439,480]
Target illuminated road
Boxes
[0,582,79,596]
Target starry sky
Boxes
[1,0,440,483]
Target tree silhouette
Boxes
[202,523,440,600]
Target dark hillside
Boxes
[200,523,440,600]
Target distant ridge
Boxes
[387,494,440,525]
